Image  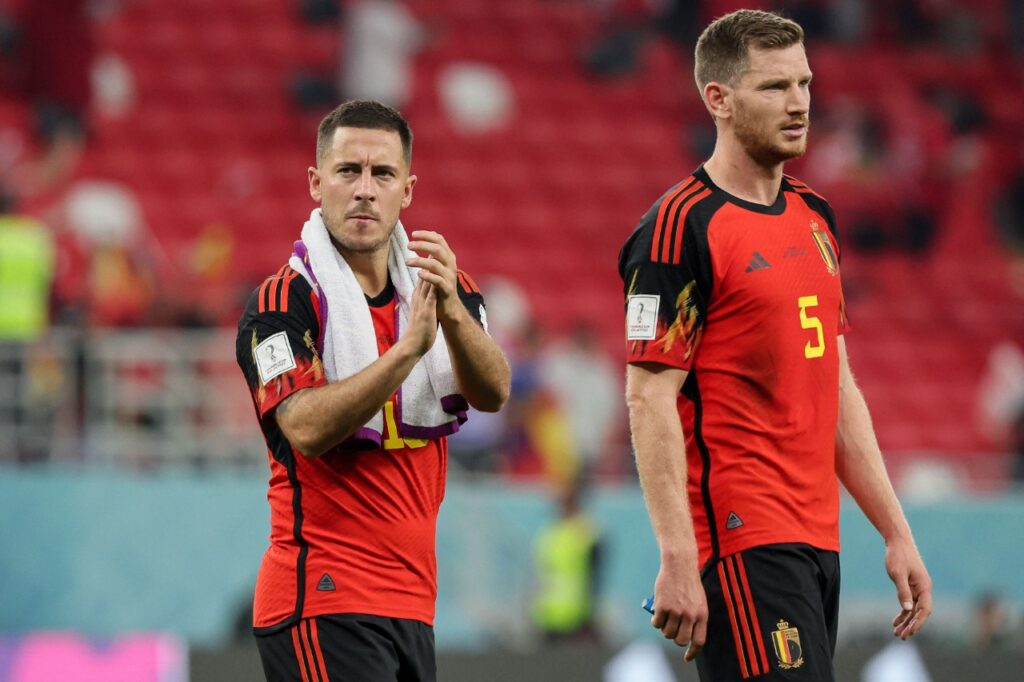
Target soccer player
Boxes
[619,10,932,681]
[236,100,510,682]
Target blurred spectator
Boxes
[1010,405,1024,486]
[584,0,700,79]
[827,0,869,43]
[540,321,622,478]
[0,193,53,342]
[994,159,1024,256]
[977,342,1024,453]
[90,52,135,121]
[972,591,1012,651]
[1,0,92,196]
[341,0,426,109]
[299,0,342,24]
[583,0,652,79]
[438,62,515,133]
[0,192,55,463]
[532,476,604,645]
[20,0,93,127]
[60,180,158,326]
[177,222,242,327]
[1011,0,1024,56]
[504,321,561,478]
[292,0,427,113]
[448,405,507,474]
[801,99,942,254]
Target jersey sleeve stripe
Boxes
[669,187,713,264]
[267,265,289,313]
[718,561,753,679]
[278,267,300,314]
[457,269,480,293]
[651,176,699,262]
[291,625,313,682]
[658,179,704,263]
[258,278,271,314]
[736,554,771,674]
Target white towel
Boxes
[289,208,467,445]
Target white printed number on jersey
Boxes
[254,332,297,384]
[626,295,660,340]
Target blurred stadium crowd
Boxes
[0,0,1023,678]
[1,0,1023,488]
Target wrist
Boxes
[393,335,429,361]
[438,302,469,327]
[659,542,699,566]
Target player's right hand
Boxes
[407,276,438,356]
[651,555,708,662]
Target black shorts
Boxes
[696,543,840,681]
[255,614,436,682]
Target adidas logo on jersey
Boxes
[726,512,744,529]
[317,573,336,591]
[744,252,771,272]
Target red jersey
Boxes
[236,265,486,633]
[619,166,850,568]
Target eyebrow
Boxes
[335,161,400,173]
[756,73,813,88]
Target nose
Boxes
[354,168,376,202]
[787,84,809,116]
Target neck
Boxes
[338,243,391,297]
[703,136,784,206]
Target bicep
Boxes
[271,386,311,436]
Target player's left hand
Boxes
[406,230,464,324]
[885,538,932,640]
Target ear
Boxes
[704,82,732,122]
[401,174,417,210]
[308,166,322,202]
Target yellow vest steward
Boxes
[532,515,597,632]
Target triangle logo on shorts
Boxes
[316,572,336,591]
[726,512,744,529]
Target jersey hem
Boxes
[703,532,840,568]
[254,604,435,633]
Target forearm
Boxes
[275,338,424,457]
[440,308,510,412]
[835,356,913,544]
[626,369,698,564]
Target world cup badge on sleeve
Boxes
[771,619,804,669]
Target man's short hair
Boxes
[694,10,804,92]
[315,100,413,168]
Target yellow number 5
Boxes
[798,295,825,359]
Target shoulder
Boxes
[239,264,316,328]
[621,174,720,270]
[784,175,837,231]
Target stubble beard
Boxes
[734,105,808,169]
[323,211,396,255]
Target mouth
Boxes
[781,122,807,139]
[348,214,378,221]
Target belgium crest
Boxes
[771,619,804,669]
[810,220,838,276]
